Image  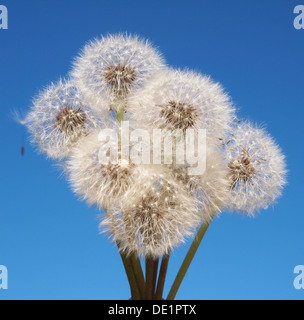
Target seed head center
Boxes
[104,64,137,90]
[160,101,199,130]
[228,149,256,189]
[56,106,86,133]
[100,162,134,196]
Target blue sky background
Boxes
[0,0,303,300]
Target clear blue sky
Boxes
[0,0,303,300]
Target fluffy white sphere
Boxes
[224,122,287,215]
[128,69,236,140]
[67,130,159,209]
[71,34,165,114]
[25,79,101,160]
[101,166,201,258]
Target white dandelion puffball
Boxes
[101,167,201,258]
[71,34,165,114]
[67,131,156,209]
[172,146,230,220]
[224,122,287,215]
[25,79,101,160]
[128,69,235,140]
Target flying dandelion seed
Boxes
[10,110,27,157]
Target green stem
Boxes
[152,259,159,299]
[118,249,141,300]
[155,254,170,300]
[105,207,141,300]
[145,258,154,300]
[167,218,214,300]
[116,109,143,299]
[130,253,145,299]
[117,108,124,160]
[117,108,124,123]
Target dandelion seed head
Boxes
[101,167,201,258]
[224,122,287,215]
[67,131,153,209]
[71,34,165,114]
[129,69,235,140]
[25,79,100,159]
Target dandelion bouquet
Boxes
[22,34,286,300]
